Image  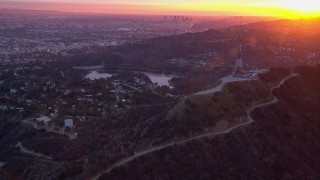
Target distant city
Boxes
[1,7,320,180]
[0,9,274,65]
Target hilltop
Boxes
[0,17,320,179]
[99,65,320,180]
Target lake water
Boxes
[86,71,176,86]
[86,71,113,80]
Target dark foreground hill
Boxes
[1,65,319,179]
[100,65,320,179]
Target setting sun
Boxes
[272,0,320,12]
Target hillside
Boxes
[1,63,319,179]
[99,65,320,179]
[1,17,320,179]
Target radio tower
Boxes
[233,16,244,76]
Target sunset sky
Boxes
[1,0,320,18]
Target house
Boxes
[36,116,51,124]
[64,119,73,128]
[49,113,58,119]
[26,99,33,104]
[10,89,17,94]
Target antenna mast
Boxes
[233,16,244,76]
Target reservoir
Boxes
[86,71,176,87]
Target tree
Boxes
[65,126,72,133]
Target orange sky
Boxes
[1,1,320,18]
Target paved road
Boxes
[90,73,298,180]
[73,65,104,70]
[0,162,5,169]
[195,69,268,95]
[122,83,143,92]
[16,142,52,160]
[195,74,253,95]
[127,102,177,110]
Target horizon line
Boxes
[1,1,319,18]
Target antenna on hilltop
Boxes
[233,16,244,76]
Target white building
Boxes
[64,119,73,128]
[36,116,51,124]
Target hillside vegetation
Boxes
[100,65,320,180]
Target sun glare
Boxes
[253,0,320,17]
[276,0,320,12]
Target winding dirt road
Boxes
[247,73,299,122]
[90,73,298,180]
[15,142,52,160]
